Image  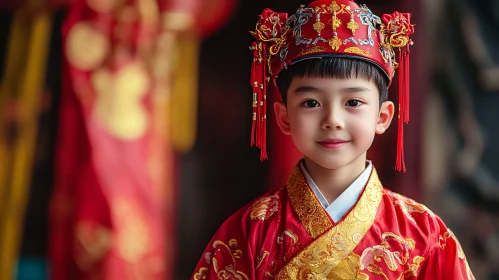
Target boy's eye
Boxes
[346,100,362,107]
[302,100,320,108]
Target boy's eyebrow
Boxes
[339,86,372,93]
[293,85,372,94]
[293,86,324,94]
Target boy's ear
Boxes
[274,101,291,135]
[376,101,395,135]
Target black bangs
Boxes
[276,57,389,104]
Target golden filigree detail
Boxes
[403,256,425,278]
[379,41,395,64]
[286,166,333,238]
[278,167,383,279]
[313,21,325,34]
[332,16,342,30]
[213,239,243,259]
[250,194,279,221]
[212,263,249,280]
[328,1,340,12]
[347,20,359,35]
[210,239,249,280]
[315,4,328,14]
[329,37,342,51]
[250,11,289,57]
[277,230,299,245]
[344,47,370,57]
[381,12,414,48]
[366,264,388,280]
[299,46,328,56]
[329,252,371,279]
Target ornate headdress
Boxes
[249,0,414,172]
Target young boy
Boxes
[192,0,475,279]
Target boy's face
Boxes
[274,75,394,171]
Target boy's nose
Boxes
[321,109,344,130]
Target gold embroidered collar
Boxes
[286,163,383,238]
[279,164,384,279]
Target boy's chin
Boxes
[304,157,350,171]
[305,154,366,171]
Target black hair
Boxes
[275,57,389,105]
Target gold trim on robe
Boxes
[286,166,333,238]
[279,165,383,279]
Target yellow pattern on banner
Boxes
[171,33,199,153]
[0,10,52,279]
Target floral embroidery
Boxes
[193,267,208,280]
[360,232,424,279]
[388,192,434,224]
[361,245,402,272]
[250,194,280,221]
[214,264,249,280]
[212,239,248,279]
[277,230,298,245]
[194,239,249,280]
[404,256,425,278]
[213,239,243,259]
[277,230,302,261]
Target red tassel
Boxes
[249,42,269,160]
[256,74,262,148]
[261,45,268,160]
[250,43,258,146]
[395,45,410,172]
[403,45,410,123]
[250,42,262,147]
[396,112,406,172]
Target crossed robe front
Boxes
[192,163,475,279]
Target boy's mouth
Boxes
[317,139,350,149]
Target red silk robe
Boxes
[191,163,475,279]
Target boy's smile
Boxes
[317,139,350,150]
